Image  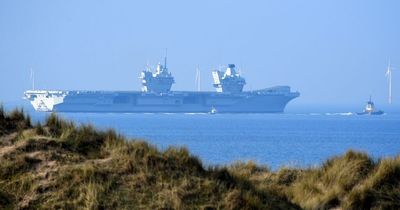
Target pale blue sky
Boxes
[0,0,399,108]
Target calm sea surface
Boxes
[24,111,400,170]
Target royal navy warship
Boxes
[24,58,300,113]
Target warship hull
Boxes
[24,87,299,113]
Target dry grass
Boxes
[0,108,399,209]
[0,105,31,138]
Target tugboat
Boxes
[357,96,384,115]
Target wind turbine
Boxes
[30,67,35,90]
[385,61,393,104]
[195,65,201,91]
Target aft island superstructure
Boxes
[24,59,299,113]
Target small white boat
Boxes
[210,106,217,115]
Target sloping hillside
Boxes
[0,107,399,209]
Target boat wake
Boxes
[184,113,208,115]
[325,112,354,116]
[295,112,354,116]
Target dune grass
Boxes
[0,107,399,209]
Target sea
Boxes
[4,102,400,170]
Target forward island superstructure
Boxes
[24,59,299,113]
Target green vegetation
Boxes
[0,107,399,209]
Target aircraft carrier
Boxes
[24,59,300,113]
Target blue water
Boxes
[25,111,400,169]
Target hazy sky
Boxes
[1,0,399,108]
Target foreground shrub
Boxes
[344,156,400,209]
[0,107,31,137]
[287,150,375,209]
[0,108,399,209]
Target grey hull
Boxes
[25,87,300,113]
[53,91,298,113]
